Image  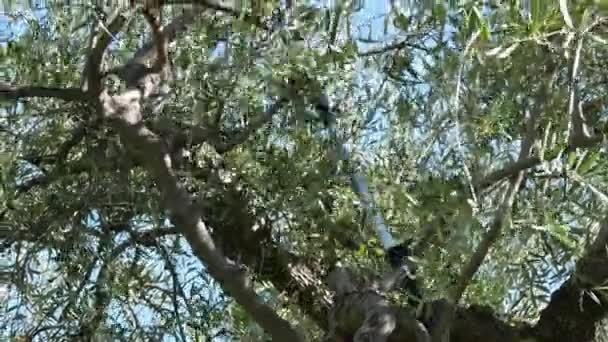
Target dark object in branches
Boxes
[386,239,423,305]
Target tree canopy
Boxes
[1,1,608,341]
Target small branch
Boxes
[55,120,98,162]
[358,32,426,56]
[82,10,128,95]
[112,6,172,96]
[0,85,88,102]
[126,9,200,68]
[359,40,413,56]
[142,6,168,72]
[475,128,607,192]
[30,254,100,340]
[152,93,289,158]
[25,117,100,171]
[474,156,542,191]
[215,99,286,153]
[567,35,589,144]
[569,172,608,205]
[15,151,98,195]
[452,67,550,301]
[193,0,269,29]
[451,173,526,301]
[133,226,180,246]
[76,240,130,339]
[452,30,481,211]
[158,245,189,342]
[328,4,342,48]
[476,45,606,192]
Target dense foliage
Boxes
[1,1,608,341]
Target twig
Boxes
[358,33,425,56]
[158,245,189,342]
[215,99,286,153]
[452,30,481,211]
[75,240,131,339]
[566,35,587,144]
[474,156,542,191]
[569,172,608,205]
[474,125,607,192]
[328,4,342,48]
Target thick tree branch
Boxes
[453,104,541,302]
[124,9,200,68]
[113,3,284,156]
[91,8,303,338]
[82,11,128,95]
[326,266,430,342]
[103,110,303,340]
[430,83,547,341]
[0,85,88,102]
[143,7,168,71]
[532,217,608,342]
[192,165,331,328]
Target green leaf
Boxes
[472,6,491,41]
[577,152,599,175]
[566,151,578,170]
[374,247,384,257]
[544,145,564,161]
[394,13,410,31]
[357,244,367,257]
[432,3,448,25]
